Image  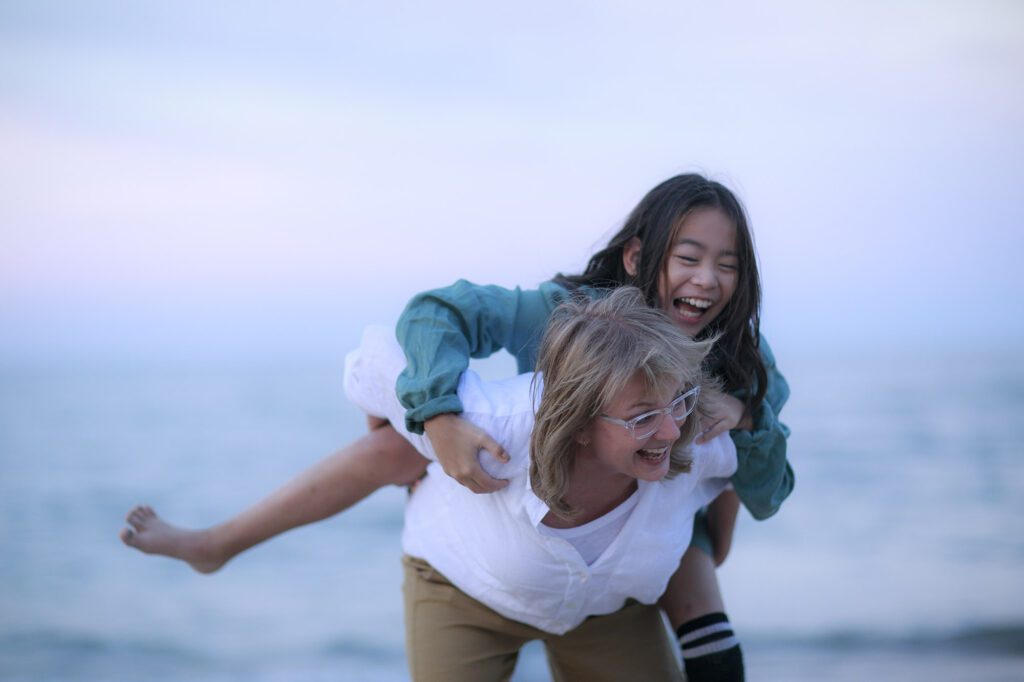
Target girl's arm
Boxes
[395,279,567,491]
[345,326,526,481]
[692,337,793,521]
[727,335,793,520]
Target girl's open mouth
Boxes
[673,297,713,320]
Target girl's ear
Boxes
[622,237,642,277]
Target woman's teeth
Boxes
[637,447,667,461]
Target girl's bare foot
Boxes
[120,505,228,574]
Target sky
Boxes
[1,0,1023,362]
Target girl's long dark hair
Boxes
[555,173,767,413]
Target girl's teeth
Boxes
[672,298,711,320]
[677,297,712,309]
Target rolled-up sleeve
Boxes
[395,279,564,434]
[729,336,794,520]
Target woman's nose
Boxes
[655,412,682,442]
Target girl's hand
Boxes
[696,390,753,444]
[424,413,510,493]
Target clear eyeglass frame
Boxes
[598,385,701,441]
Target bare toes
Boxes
[120,527,135,546]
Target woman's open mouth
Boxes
[637,446,669,464]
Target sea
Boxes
[1,346,1022,681]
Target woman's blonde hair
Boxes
[529,286,714,518]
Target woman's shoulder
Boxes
[457,370,537,478]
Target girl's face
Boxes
[624,207,739,337]
[660,207,739,336]
[577,374,683,483]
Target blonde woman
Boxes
[344,287,737,682]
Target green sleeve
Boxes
[728,335,794,520]
[395,279,567,434]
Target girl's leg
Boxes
[659,545,725,628]
[659,547,744,682]
[120,423,428,573]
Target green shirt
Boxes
[396,279,793,520]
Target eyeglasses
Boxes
[598,386,701,441]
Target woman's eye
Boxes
[676,255,699,264]
[633,413,659,428]
[719,262,738,271]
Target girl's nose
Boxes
[691,264,717,288]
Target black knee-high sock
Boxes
[675,612,744,682]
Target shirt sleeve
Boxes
[395,279,565,434]
[343,326,435,459]
[728,335,795,520]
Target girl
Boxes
[122,173,792,681]
[347,288,735,681]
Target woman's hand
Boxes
[423,413,510,493]
[696,390,753,444]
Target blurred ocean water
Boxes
[1,348,1022,681]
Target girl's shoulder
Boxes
[757,333,779,368]
[755,333,791,406]
[543,279,620,305]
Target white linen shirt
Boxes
[344,326,737,635]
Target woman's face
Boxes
[578,374,684,483]
[624,207,739,337]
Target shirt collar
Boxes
[522,461,554,527]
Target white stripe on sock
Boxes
[681,634,740,659]
[679,621,733,647]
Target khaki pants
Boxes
[402,555,683,682]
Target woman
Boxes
[345,287,737,681]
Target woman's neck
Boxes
[543,459,637,529]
